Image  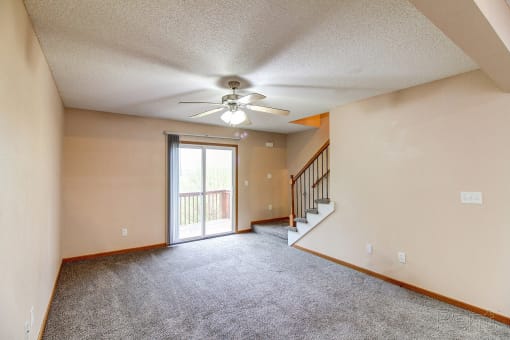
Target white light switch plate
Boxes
[366,243,373,254]
[398,252,406,264]
[460,192,483,204]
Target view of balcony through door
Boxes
[176,144,235,242]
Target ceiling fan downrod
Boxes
[222,80,242,106]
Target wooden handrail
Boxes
[312,169,329,188]
[292,140,330,182]
[289,139,330,225]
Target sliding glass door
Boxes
[204,147,234,236]
[177,146,203,240]
[174,144,235,243]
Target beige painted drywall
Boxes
[62,109,288,258]
[297,70,510,317]
[286,115,329,176]
[410,0,510,91]
[0,0,63,338]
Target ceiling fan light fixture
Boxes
[221,110,247,126]
[182,80,288,124]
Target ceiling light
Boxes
[221,110,247,126]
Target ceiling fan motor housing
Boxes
[227,80,241,90]
[222,80,243,110]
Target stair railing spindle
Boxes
[289,140,330,225]
[310,161,315,207]
[326,147,329,198]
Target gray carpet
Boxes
[252,222,289,241]
[44,233,510,339]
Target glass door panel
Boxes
[174,144,235,243]
[177,146,203,240]
[205,148,234,236]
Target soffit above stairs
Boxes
[290,112,329,128]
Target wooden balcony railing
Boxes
[179,190,231,225]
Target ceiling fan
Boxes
[179,80,290,126]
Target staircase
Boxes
[288,199,334,245]
[252,221,289,242]
[288,140,333,246]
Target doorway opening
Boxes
[172,142,237,243]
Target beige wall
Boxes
[286,115,329,176]
[0,0,63,338]
[62,109,288,258]
[297,70,510,317]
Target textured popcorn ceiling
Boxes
[24,0,477,133]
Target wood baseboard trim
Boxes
[293,244,510,326]
[38,260,63,340]
[236,228,252,233]
[62,243,168,263]
[250,216,289,227]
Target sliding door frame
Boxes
[178,141,239,236]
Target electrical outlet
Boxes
[121,228,128,237]
[24,320,30,339]
[398,252,406,264]
[244,180,249,186]
[268,204,273,211]
[366,243,373,255]
[267,173,272,179]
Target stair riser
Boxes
[305,212,321,226]
[288,201,335,246]
[318,204,334,215]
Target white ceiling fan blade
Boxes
[189,107,224,118]
[179,101,223,105]
[246,105,289,116]
[238,93,266,104]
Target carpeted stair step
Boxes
[287,226,298,232]
[253,223,289,242]
[294,217,308,223]
[315,198,330,204]
[305,208,319,214]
